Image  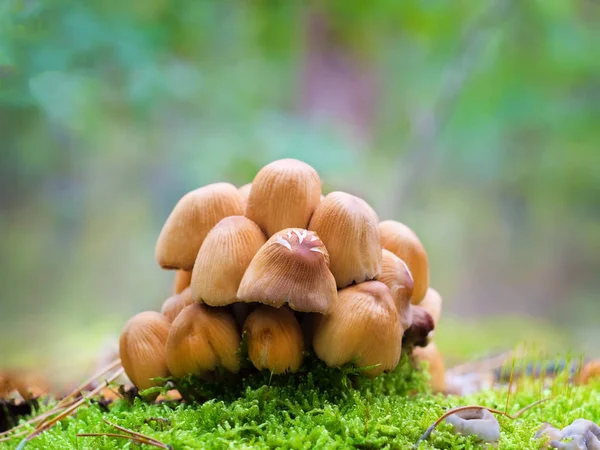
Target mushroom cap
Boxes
[308,191,382,289]
[245,159,321,237]
[578,360,600,385]
[379,249,414,329]
[173,270,192,295]
[119,311,171,391]
[379,220,429,304]
[155,183,245,270]
[237,228,337,314]
[402,305,435,348]
[413,342,446,393]
[191,216,266,306]
[419,287,442,327]
[312,281,402,378]
[161,287,196,322]
[238,183,252,202]
[166,303,241,379]
[243,305,304,374]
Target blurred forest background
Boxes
[1,1,599,377]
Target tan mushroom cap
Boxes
[161,287,196,322]
[119,311,171,391]
[419,287,442,327]
[379,220,429,304]
[166,303,241,379]
[402,305,435,348]
[237,228,337,314]
[413,342,446,393]
[155,182,245,270]
[173,270,192,295]
[309,191,382,289]
[312,281,402,378]
[378,249,414,330]
[246,159,321,237]
[191,216,266,306]
[238,183,252,202]
[243,305,304,374]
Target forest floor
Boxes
[1,351,599,450]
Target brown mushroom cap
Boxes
[166,303,241,379]
[119,311,171,391]
[419,287,442,327]
[191,216,266,306]
[173,270,192,295]
[245,159,321,237]
[308,191,382,289]
[312,281,402,378]
[379,220,429,304]
[237,228,337,314]
[238,183,252,202]
[413,342,446,393]
[402,305,435,348]
[379,249,414,330]
[243,305,304,374]
[155,183,245,270]
[161,287,196,322]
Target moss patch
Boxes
[2,355,599,450]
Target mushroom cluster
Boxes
[119,158,445,393]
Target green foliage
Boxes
[2,356,600,449]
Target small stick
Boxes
[413,397,551,449]
[16,368,124,449]
[0,359,122,439]
[102,418,169,447]
[0,398,79,438]
[76,433,170,449]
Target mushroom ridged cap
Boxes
[309,191,382,288]
[419,287,442,327]
[243,306,304,374]
[119,311,171,391]
[238,183,252,202]
[379,220,429,304]
[413,342,446,393]
[312,281,402,378]
[173,270,192,294]
[161,287,196,322]
[191,216,266,306]
[379,249,414,330]
[246,159,321,237]
[237,228,337,314]
[166,303,241,379]
[155,183,245,270]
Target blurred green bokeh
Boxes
[1,0,598,372]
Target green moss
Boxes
[2,354,599,450]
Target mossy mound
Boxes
[2,355,599,449]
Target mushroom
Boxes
[308,191,382,288]
[578,360,600,385]
[402,305,435,348]
[379,249,414,330]
[119,311,171,391]
[379,220,429,304]
[173,270,192,294]
[312,281,402,378]
[243,305,304,374]
[237,228,337,314]
[191,216,266,306]
[445,408,500,443]
[166,303,240,379]
[238,183,252,202]
[161,287,195,322]
[413,342,446,393]
[420,287,442,327]
[245,159,321,237]
[155,182,245,270]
